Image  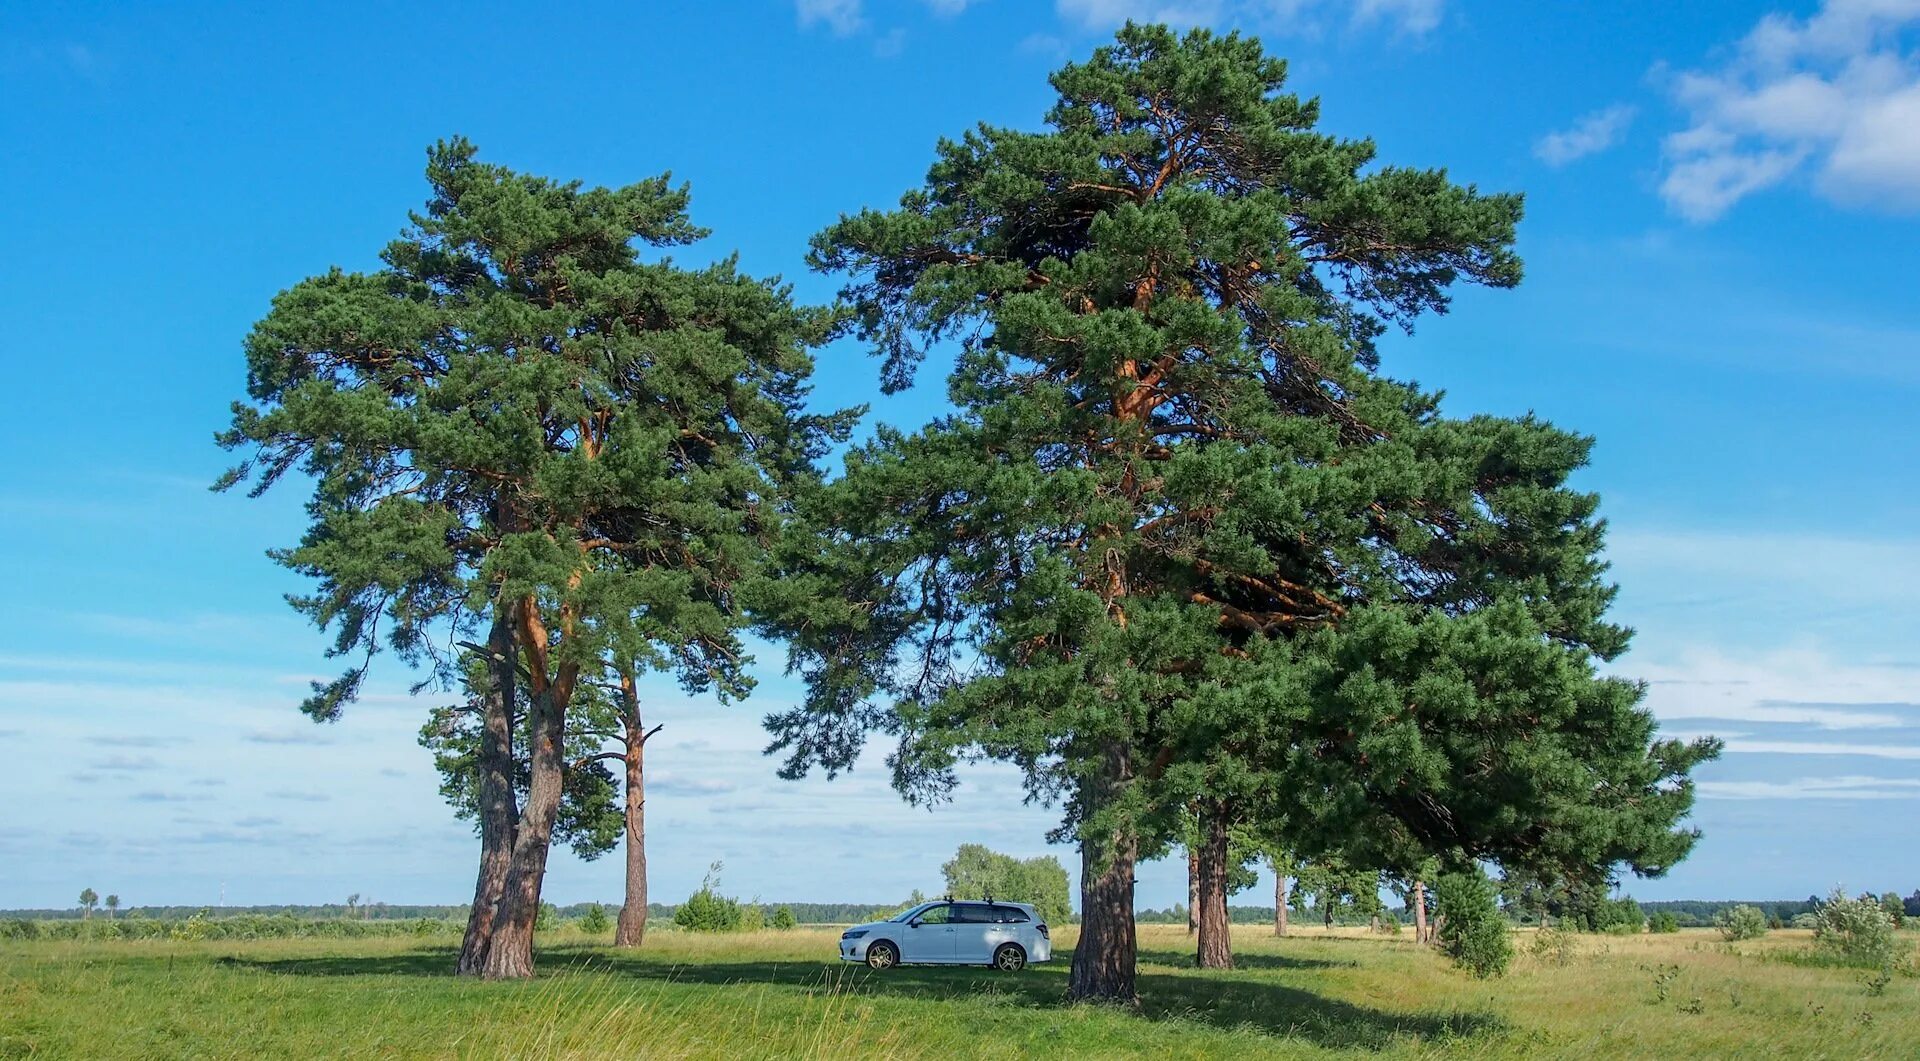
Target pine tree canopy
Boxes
[762,23,1718,887]
[218,138,855,718]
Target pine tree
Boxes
[762,24,1717,1002]
[219,138,850,978]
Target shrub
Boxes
[578,903,612,935]
[535,902,559,932]
[1716,905,1768,941]
[1791,912,1819,929]
[1881,892,1906,930]
[1530,922,1577,966]
[771,905,797,931]
[1813,889,1906,969]
[170,912,210,942]
[1649,911,1680,934]
[1588,896,1644,934]
[1434,871,1512,978]
[674,862,744,933]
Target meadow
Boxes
[3,923,1915,1059]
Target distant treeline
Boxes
[1,902,908,925]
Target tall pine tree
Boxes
[764,24,1716,1001]
[219,139,849,977]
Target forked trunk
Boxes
[480,684,566,979]
[1275,872,1289,937]
[458,603,519,976]
[1186,846,1199,936]
[614,675,651,948]
[1412,880,1429,944]
[1067,743,1138,1005]
[1194,800,1232,968]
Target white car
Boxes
[838,899,1052,971]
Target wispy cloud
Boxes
[244,729,335,746]
[132,790,214,804]
[1701,775,1920,799]
[1727,739,1920,760]
[1055,0,1443,37]
[797,0,865,36]
[1658,0,1920,220]
[98,754,159,772]
[1535,105,1636,165]
[266,789,332,803]
[1635,646,1920,731]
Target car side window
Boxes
[953,904,991,924]
[915,904,953,925]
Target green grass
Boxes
[3,925,1915,1058]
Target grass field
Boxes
[3,924,1915,1059]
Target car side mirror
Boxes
[908,919,921,928]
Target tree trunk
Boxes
[1195,801,1233,969]
[458,604,520,976]
[1067,743,1138,1005]
[1275,871,1289,937]
[1412,880,1429,944]
[614,672,650,949]
[1186,846,1199,936]
[480,682,567,979]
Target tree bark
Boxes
[1275,870,1289,937]
[1067,743,1138,1005]
[1186,846,1199,936]
[1195,800,1233,969]
[479,683,564,979]
[1412,880,1429,944]
[614,670,650,949]
[458,602,519,976]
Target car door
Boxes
[950,904,997,963]
[900,903,957,964]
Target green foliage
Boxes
[1434,871,1512,978]
[534,903,559,932]
[940,844,1073,925]
[1648,911,1680,934]
[1813,889,1905,969]
[1880,892,1905,930]
[1717,905,1769,941]
[578,904,612,935]
[770,905,797,931]
[763,27,1720,974]
[77,889,97,916]
[1291,860,1385,927]
[1589,896,1645,935]
[673,862,745,933]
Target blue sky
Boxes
[3,0,1917,913]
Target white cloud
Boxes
[1659,0,1920,220]
[1701,775,1920,799]
[797,0,865,36]
[924,0,978,13]
[1535,105,1637,166]
[1631,645,1920,731]
[1055,0,1442,36]
[1726,739,1920,759]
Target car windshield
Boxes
[888,902,934,923]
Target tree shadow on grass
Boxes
[229,945,1499,1051]
[1133,948,1351,971]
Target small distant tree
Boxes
[104,895,120,920]
[674,862,745,932]
[1648,911,1680,933]
[771,905,797,930]
[1880,892,1905,930]
[78,889,98,920]
[578,903,612,935]
[345,894,360,919]
[940,844,1072,925]
[534,902,559,932]
[1814,889,1904,968]
[1433,871,1511,977]
[1716,905,1768,941]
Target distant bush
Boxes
[578,904,612,935]
[1717,905,1769,941]
[771,905,797,931]
[1530,922,1577,966]
[674,862,745,933]
[1881,893,1906,930]
[1790,912,1819,930]
[1813,889,1905,969]
[1588,896,1644,934]
[1435,871,1511,978]
[535,902,559,932]
[1649,911,1680,934]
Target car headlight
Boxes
[841,929,868,939]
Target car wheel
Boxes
[992,943,1026,972]
[866,940,899,970]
